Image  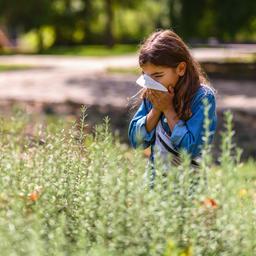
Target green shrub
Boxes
[0,107,255,255]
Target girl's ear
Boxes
[176,62,186,76]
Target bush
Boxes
[0,107,255,255]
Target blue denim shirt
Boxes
[128,85,217,161]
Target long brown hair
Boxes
[131,29,211,121]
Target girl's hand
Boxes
[146,87,175,113]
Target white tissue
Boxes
[136,74,168,92]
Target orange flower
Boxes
[28,186,42,202]
[28,191,40,202]
[202,198,218,209]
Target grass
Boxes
[0,64,34,72]
[39,44,138,57]
[0,44,138,57]
[0,107,255,255]
[222,54,256,63]
[106,67,140,75]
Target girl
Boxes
[128,29,217,185]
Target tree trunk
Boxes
[168,0,179,31]
[37,28,44,52]
[105,0,115,48]
[83,0,93,44]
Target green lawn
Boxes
[106,67,140,75]
[0,44,138,57]
[0,64,33,72]
[39,44,138,57]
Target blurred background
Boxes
[0,0,255,159]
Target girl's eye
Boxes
[154,75,163,78]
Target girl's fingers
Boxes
[147,90,154,102]
[152,90,166,99]
[147,89,152,100]
[149,91,155,101]
[150,92,158,101]
[151,94,161,105]
[151,90,161,97]
[151,98,158,107]
[145,89,152,100]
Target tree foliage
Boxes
[0,0,255,48]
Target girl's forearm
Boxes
[145,108,162,132]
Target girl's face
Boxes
[141,62,186,90]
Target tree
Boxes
[103,0,145,47]
[214,0,256,40]
[167,0,256,41]
[167,0,214,40]
[0,0,52,51]
[81,0,94,44]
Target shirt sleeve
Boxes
[128,99,156,149]
[169,91,217,157]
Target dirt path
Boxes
[0,48,256,113]
[0,66,255,113]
